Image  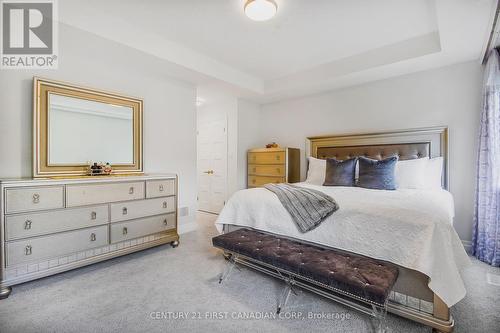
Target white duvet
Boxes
[215,183,470,307]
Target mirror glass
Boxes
[48,93,134,165]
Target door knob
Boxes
[203,170,211,174]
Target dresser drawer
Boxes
[248,175,286,187]
[5,186,64,214]
[66,182,145,207]
[6,225,108,266]
[146,179,175,198]
[248,151,285,165]
[110,197,176,222]
[5,205,109,241]
[110,214,176,243]
[248,164,285,177]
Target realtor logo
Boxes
[1,0,58,69]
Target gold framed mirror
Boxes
[33,77,143,178]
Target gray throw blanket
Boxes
[264,183,339,233]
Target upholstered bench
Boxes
[213,228,399,331]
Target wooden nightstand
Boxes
[247,147,300,188]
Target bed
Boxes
[215,127,469,333]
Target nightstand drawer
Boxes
[248,164,285,177]
[248,175,285,187]
[5,186,64,214]
[248,151,285,164]
[110,214,176,243]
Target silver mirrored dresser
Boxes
[0,174,179,299]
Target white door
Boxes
[197,119,227,214]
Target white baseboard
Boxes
[461,240,472,254]
[178,220,198,234]
[177,211,197,235]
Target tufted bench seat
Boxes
[213,228,399,310]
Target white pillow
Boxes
[395,157,444,189]
[423,157,444,189]
[305,157,326,185]
[395,157,429,189]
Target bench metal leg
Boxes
[371,304,388,333]
[276,276,298,314]
[218,255,240,284]
[277,283,292,314]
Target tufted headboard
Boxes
[306,127,449,189]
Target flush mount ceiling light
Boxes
[244,0,277,21]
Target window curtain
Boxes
[472,49,500,266]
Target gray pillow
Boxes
[323,158,357,187]
[358,156,398,190]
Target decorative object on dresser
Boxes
[247,147,300,188]
[0,174,179,299]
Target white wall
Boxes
[260,61,483,242]
[0,24,198,230]
[237,99,262,190]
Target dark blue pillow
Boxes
[323,158,357,187]
[358,156,398,190]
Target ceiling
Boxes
[60,0,496,104]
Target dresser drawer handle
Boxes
[32,193,40,204]
[91,211,97,220]
[163,201,168,208]
[252,179,256,184]
[24,220,32,230]
[253,167,256,173]
[90,233,96,242]
[123,227,128,235]
[122,207,128,215]
[129,187,134,194]
[25,245,32,255]
[159,184,164,192]
[276,168,281,173]
[163,219,168,226]
[276,155,281,161]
